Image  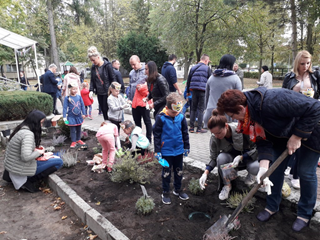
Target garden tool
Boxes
[203,149,288,239]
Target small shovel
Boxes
[204,149,289,238]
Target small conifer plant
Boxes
[135,196,155,215]
[224,191,256,213]
[188,177,204,195]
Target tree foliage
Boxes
[117,32,167,72]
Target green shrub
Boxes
[57,118,70,138]
[243,72,259,79]
[0,91,52,121]
[110,150,156,184]
[188,177,204,195]
[224,190,256,213]
[135,196,155,215]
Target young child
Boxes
[121,120,150,157]
[63,82,87,149]
[81,82,94,120]
[108,82,129,133]
[95,121,121,172]
[153,92,190,204]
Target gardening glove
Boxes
[89,91,93,99]
[232,155,243,168]
[154,152,162,161]
[184,149,190,157]
[199,173,207,190]
[256,167,274,195]
[63,117,69,124]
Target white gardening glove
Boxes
[232,155,243,167]
[199,173,207,190]
[121,104,130,109]
[89,91,93,99]
[63,117,67,122]
[256,167,274,195]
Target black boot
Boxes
[21,179,40,193]
[2,169,12,182]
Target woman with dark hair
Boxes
[199,109,259,201]
[217,88,320,232]
[145,61,170,117]
[2,110,63,193]
[62,66,82,99]
[203,54,242,127]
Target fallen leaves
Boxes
[0,231,7,234]
[95,201,100,206]
[61,216,68,220]
[89,234,98,240]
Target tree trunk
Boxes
[47,0,60,71]
[183,51,194,80]
[300,20,304,50]
[306,23,313,55]
[290,0,297,62]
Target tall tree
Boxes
[47,0,60,69]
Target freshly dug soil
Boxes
[44,128,320,239]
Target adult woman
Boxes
[61,66,81,99]
[145,61,170,117]
[87,46,116,121]
[203,54,242,126]
[217,88,320,232]
[2,110,63,193]
[282,50,320,190]
[199,109,259,201]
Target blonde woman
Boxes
[87,46,116,120]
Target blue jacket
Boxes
[244,87,320,161]
[153,110,190,156]
[161,62,177,92]
[187,62,211,92]
[183,85,192,100]
[43,70,58,94]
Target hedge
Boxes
[244,72,259,79]
[0,91,53,121]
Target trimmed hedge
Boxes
[244,72,259,79]
[0,91,53,121]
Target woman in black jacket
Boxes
[87,46,116,121]
[145,61,170,118]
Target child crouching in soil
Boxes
[153,92,190,205]
[121,120,150,157]
[95,121,121,172]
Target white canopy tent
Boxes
[0,27,41,91]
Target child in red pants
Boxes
[95,121,121,172]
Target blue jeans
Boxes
[266,145,319,220]
[162,154,183,192]
[182,99,191,115]
[70,125,82,142]
[35,157,63,175]
[21,86,28,91]
[85,105,92,116]
[190,90,205,130]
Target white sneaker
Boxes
[291,178,300,189]
[244,173,256,186]
[288,174,293,180]
[219,185,231,200]
[284,166,291,176]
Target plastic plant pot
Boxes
[188,212,211,222]
[52,121,57,127]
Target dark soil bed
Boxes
[43,128,320,240]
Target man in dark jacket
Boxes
[112,59,125,94]
[186,54,211,133]
[161,54,182,95]
[43,64,58,114]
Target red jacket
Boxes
[132,84,149,108]
[81,88,94,106]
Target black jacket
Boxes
[113,68,125,94]
[244,87,320,161]
[90,57,116,95]
[147,74,170,110]
[282,71,320,99]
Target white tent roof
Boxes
[0,27,37,49]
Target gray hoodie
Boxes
[128,64,146,101]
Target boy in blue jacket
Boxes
[153,92,190,204]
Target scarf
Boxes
[213,69,236,77]
[236,106,266,142]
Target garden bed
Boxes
[43,127,320,240]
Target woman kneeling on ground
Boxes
[199,109,259,201]
[2,110,63,193]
